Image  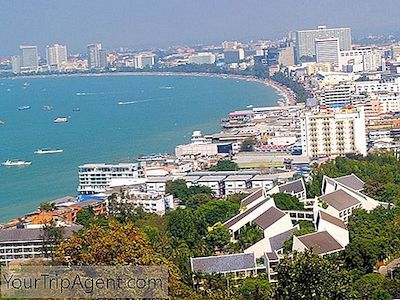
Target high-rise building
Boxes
[87,43,102,70]
[20,45,39,71]
[296,26,351,62]
[315,38,340,65]
[188,52,216,65]
[319,84,354,108]
[46,44,67,70]
[300,107,367,158]
[279,46,295,66]
[222,40,238,50]
[11,56,21,73]
[339,47,383,72]
[99,49,108,69]
[134,53,156,69]
[224,49,244,64]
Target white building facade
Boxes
[301,107,367,157]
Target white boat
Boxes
[54,117,68,123]
[34,148,63,154]
[0,120,5,125]
[2,160,32,166]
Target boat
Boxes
[43,105,52,111]
[18,105,31,111]
[246,105,254,108]
[34,148,63,154]
[2,160,32,166]
[54,117,68,123]
[72,108,80,112]
[0,120,5,125]
[118,101,136,105]
[23,82,30,87]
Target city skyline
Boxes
[1,0,400,57]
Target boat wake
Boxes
[118,97,170,106]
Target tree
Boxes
[353,273,390,300]
[276,250,356,299]
[240,138,256,152]
[205,223,231,252]
[186,193,212,209]
[196,200,240,227]
[55,221,195,299]
[39,202,55,212]
[229,224,264,252]
[210,160,239,171]
[76,207,95,227]
[239,274,273,300]
[165,179,213,204]
[272,193,305,211]
[41,221,65,260]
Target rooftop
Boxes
[0,226,82,243]
[224,199,269,229]
[278,178,305,194]
[241,189,264,207]
[254,207,286,230]
[225,174,254,181]
[191,253,256,274]
[320,189,360,211]
[319,211,346,229]
[269,226,299,251]
[297,231,344,255]
[334,174,365,191]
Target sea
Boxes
[0,74,280,222]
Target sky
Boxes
[0,0,399,56]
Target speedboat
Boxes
[72,108,80,112]
[43,105,53,111]
[18,105,31,111]
[2,160,32,166]
[0,120,5,125]
[54,117,68,123]
[34,148,63,154]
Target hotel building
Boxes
[300,107,367,158]
[78,163,146,195]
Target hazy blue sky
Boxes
[0,0,399,56]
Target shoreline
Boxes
[0,71,295,225]
[2,71,296,106]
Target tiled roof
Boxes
[319,211,346,229]
[265,252,279,261]
[278,179,305,194]
[241,189,264,207]
[254,207,286,230]
[269,227,298,251]
[191,253,255,274]
[335,174,365,191]
[224,199,268,228]
[297,231,343,255]
[0,226,82,243]
[320,189,360,211]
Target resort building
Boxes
[318,83,354,109]
[0,226,81,265]
[355,77,400,94]
[300,107,367,158]
[77,163,146,195]
[188,52,216,65]
[267,178,307,201]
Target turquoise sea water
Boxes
[0,75,280,222]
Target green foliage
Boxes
[186,193,212,209]
[240,138,256,152]
[205,224,231,251]
[39,202,55,212]
[271,72,309,102]
[210,160,239,171]
[165,179,213,203]
[353,273,389,300]
[196,200,240,227]
[277,250,356,299]
[306,152,400,204]
[76,207,95,227]
[239,274,273,300]
[229,224,264,252]
[272,193,305,211]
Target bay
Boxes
[0,74,280,221]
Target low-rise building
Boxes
[224,174,253,195]
[0,226,81,265]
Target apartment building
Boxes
[300,107,367,157]
[78,163,146,195]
